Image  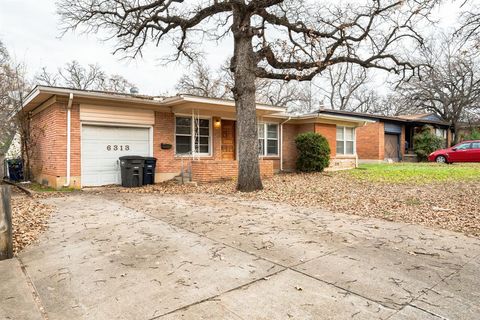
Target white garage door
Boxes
[82,125,151,186]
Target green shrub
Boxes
[461,128,480,141]
[295,132,331,172]
[413,126,444,161]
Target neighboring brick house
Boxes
[22,86,373,189]
[314,109,452,163]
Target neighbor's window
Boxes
[435,128,447,139]
[258,123,279,156]
[175,116,211,155]
[336,126,355,155]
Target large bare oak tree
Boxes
[58,0,436,191]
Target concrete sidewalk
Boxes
[6,193,480,319]
[0,258,43,320]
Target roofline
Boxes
[161,94,285,112]
[293,113,375,123]
[23,85,163,110]
[22,86,286,113]
[317,109,450,126]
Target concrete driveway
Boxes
[3,192,480,319]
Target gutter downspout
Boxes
[280,117,292,172]
[64,93,73,187]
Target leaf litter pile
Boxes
[119,172,480,237]
[10,190,54,254]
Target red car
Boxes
[428,140,480,163]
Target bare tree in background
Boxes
[176,61,230,98]
[457,1,480,44]
[396,33,480,142]
[316,64,370,111]
[35,60,135,93]
[58,0,437,191]
[0,40,32,178]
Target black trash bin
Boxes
[143,157,157,185]
[6,159,24,182]
[119,156,145,187]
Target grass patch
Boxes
[348,163,480,184]
[27,183,76,193]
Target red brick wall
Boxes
[281,122,338,171]
[191,159,274,183]
[314,123,337,158]
[356,122,384,160]
[281,123,298,171]
[29,101,81,187]
[153,112,224,177]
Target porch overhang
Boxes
[161,94,286,118]
[270,112,376,127]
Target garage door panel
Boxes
[81,125,150,186]
[82,126,150,141]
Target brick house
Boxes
[314,109,452,163]
[22,86,374,189]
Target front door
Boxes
[221,120,236,160]
[384,133,400,161]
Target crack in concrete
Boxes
[17,256,49,320]
[148,267,287,320]
[127,199,402,317]
[385,251,480,320]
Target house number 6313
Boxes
[106,145,130,151]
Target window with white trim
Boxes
[336,126,355,155]
[258,123,279,156]
[175,116,211,155]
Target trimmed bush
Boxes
[295,132,331,172]
[413,126,444,161]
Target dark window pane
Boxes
[199,128,209,136]
[267,140,278,155]
[195,137,209,145]
[176,117,191,127]
[176,135,191,154]
[176,126,191,135]
[346,141,354,154]
[267,124,278,139]
[336,141,344,154]
[198,119,209,127]
[336,127,344,140]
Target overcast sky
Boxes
[0,0,463,96]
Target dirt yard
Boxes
[117,164,480,237]
[10,188,55,254]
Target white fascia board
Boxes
[23,86,164,109]
[161,95,285,113]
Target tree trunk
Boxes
[452,121,460,144]
[231,7,263,192]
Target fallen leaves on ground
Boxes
[11,190,54,254]
[114,172,480,237]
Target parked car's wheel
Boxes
[435,155,447,164]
